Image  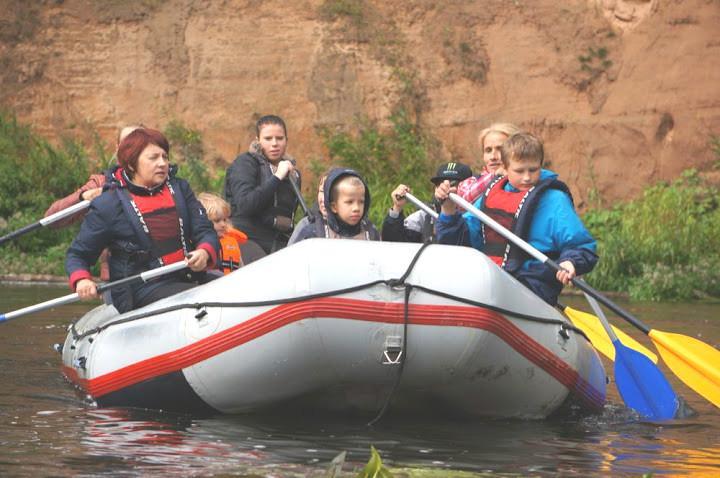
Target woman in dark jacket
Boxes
[224,115,300,254]
[66,128,219,313]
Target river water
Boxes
[0,283,718,477]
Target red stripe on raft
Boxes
[64,297,604,409]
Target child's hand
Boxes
[186,249,210,272]
[391,184,410,212]
[435,180,458,215]
[556,261,576,285]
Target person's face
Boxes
[212,216,230,237]
[257,124,287,163]
[481,131,508,173]
[132,143,169,188]
[506,156,542,191]
[330,181,365,226]
[317,176,327,218]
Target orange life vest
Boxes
[219,227,247,274]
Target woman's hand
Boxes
[186,249,210,272]
[274,160,295,180]
[81,187,103,202]
[556,261,576,285]
[76,279,99,300]
[390,184,410,212]
[435,180,458,215]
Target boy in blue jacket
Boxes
[435,132,598,305]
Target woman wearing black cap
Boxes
[381,162,472,243]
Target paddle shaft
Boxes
[448,193,651,335]
[288,171,311,218]
[403,192,439,219]
[0,200,91,246]
[0,261,188,323]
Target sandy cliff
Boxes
[1,0,718,206]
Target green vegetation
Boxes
[578,45,613,84]
[583,170,720,301]
[164,120,224,194]
[2,112,719,302]
[0,113,219,277]
[711,135,720,169]
[0,112,92,275]
[321,109,437,227]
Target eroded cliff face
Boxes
[1,0,718,206]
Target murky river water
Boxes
[0,283,718,477]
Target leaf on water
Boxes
[356,445,394,478]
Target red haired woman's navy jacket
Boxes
[66,166,219,313]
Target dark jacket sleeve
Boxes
[65,201,114,289]
[435,212,471,246]
[179,180,220,267]
[291,221,319,244]
[225,154,281,217]
[559,248,599,277]
[381,211,420,242]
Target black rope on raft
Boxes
[71,242,589,345]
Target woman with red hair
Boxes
[66,128,219,313]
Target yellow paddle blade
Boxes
[564,306,658,363]
[649,330,720,409]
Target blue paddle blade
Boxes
[613,339,679,420]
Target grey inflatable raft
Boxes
[62,239,606,419]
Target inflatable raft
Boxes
[62,239,606,419]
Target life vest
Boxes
[127,182,187,266]
[481,175,572,272]
[220,227,247,274]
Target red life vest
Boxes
[220,227,247,274]
[128,183,187,266]
[481,177,532,268]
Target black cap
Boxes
[430,162,473,184]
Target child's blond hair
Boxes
[330,175,365,204]
[197,192,231,222]
[500,132,544,167]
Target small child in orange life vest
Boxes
[198,193,248,274]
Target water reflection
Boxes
[78,409,263,476]
[0,285,718,477]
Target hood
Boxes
[323,167,371,237]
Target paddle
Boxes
[0,200,90,247]
[0,261,188,323]
[413,188,662,366]
[558,302,658,364]
[449,192,720,409]
[403,192,439,219]
[584,293,678,419]
[288,170,311,218]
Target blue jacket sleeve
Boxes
[435,212,471,246]
[531,189,598,275]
